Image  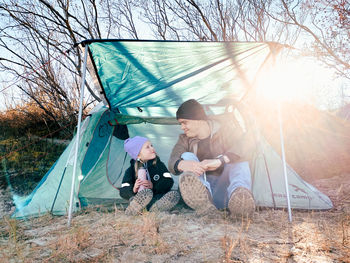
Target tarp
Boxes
[85,40,281,111]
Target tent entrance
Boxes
[81,110,114,177]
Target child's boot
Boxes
[149,190,180,212]
[125,189,153,216]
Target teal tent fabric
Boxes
[252,137,332,209]
[81,110,114,176]
[87,41,280,111]
[11,106,106,218]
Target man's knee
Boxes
[226,162,251,176]
[225,161,252,189]
[181,152,199,161]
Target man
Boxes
[168,99,256,219]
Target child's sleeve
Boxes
[153,159,174,194]
[119,167,135,200]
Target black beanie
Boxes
[176,99,207,120]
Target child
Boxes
[120,136,180,215]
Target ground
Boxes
[1,175,350,263]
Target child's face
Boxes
[138,141,156,161]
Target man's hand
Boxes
[178,160,206,176]
[201,159,222,171]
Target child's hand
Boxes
[141,180,153,189]
[133,179,143,193]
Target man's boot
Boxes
[179,172,218,216]
[228,187,255,220]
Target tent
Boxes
[12,40,332,219]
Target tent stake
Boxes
[278,102,292,222]
[67,44,88,227]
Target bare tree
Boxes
[0,0,126,133]
[136,0,288,42]
[264,0,350,80]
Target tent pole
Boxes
[67,44,88,227]
[278,102,292,222]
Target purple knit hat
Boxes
[124,136,149,160]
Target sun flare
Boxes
[256,56,332,103]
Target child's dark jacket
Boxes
[120,156,174,200]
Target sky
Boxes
[255,56,349,111]
[0,76,22,111]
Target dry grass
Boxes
[1,206,350,262]
[1,176,350,262]
[0,100,75,140]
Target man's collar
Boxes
[207,118,221,138]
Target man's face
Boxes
[178,118,202,138]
